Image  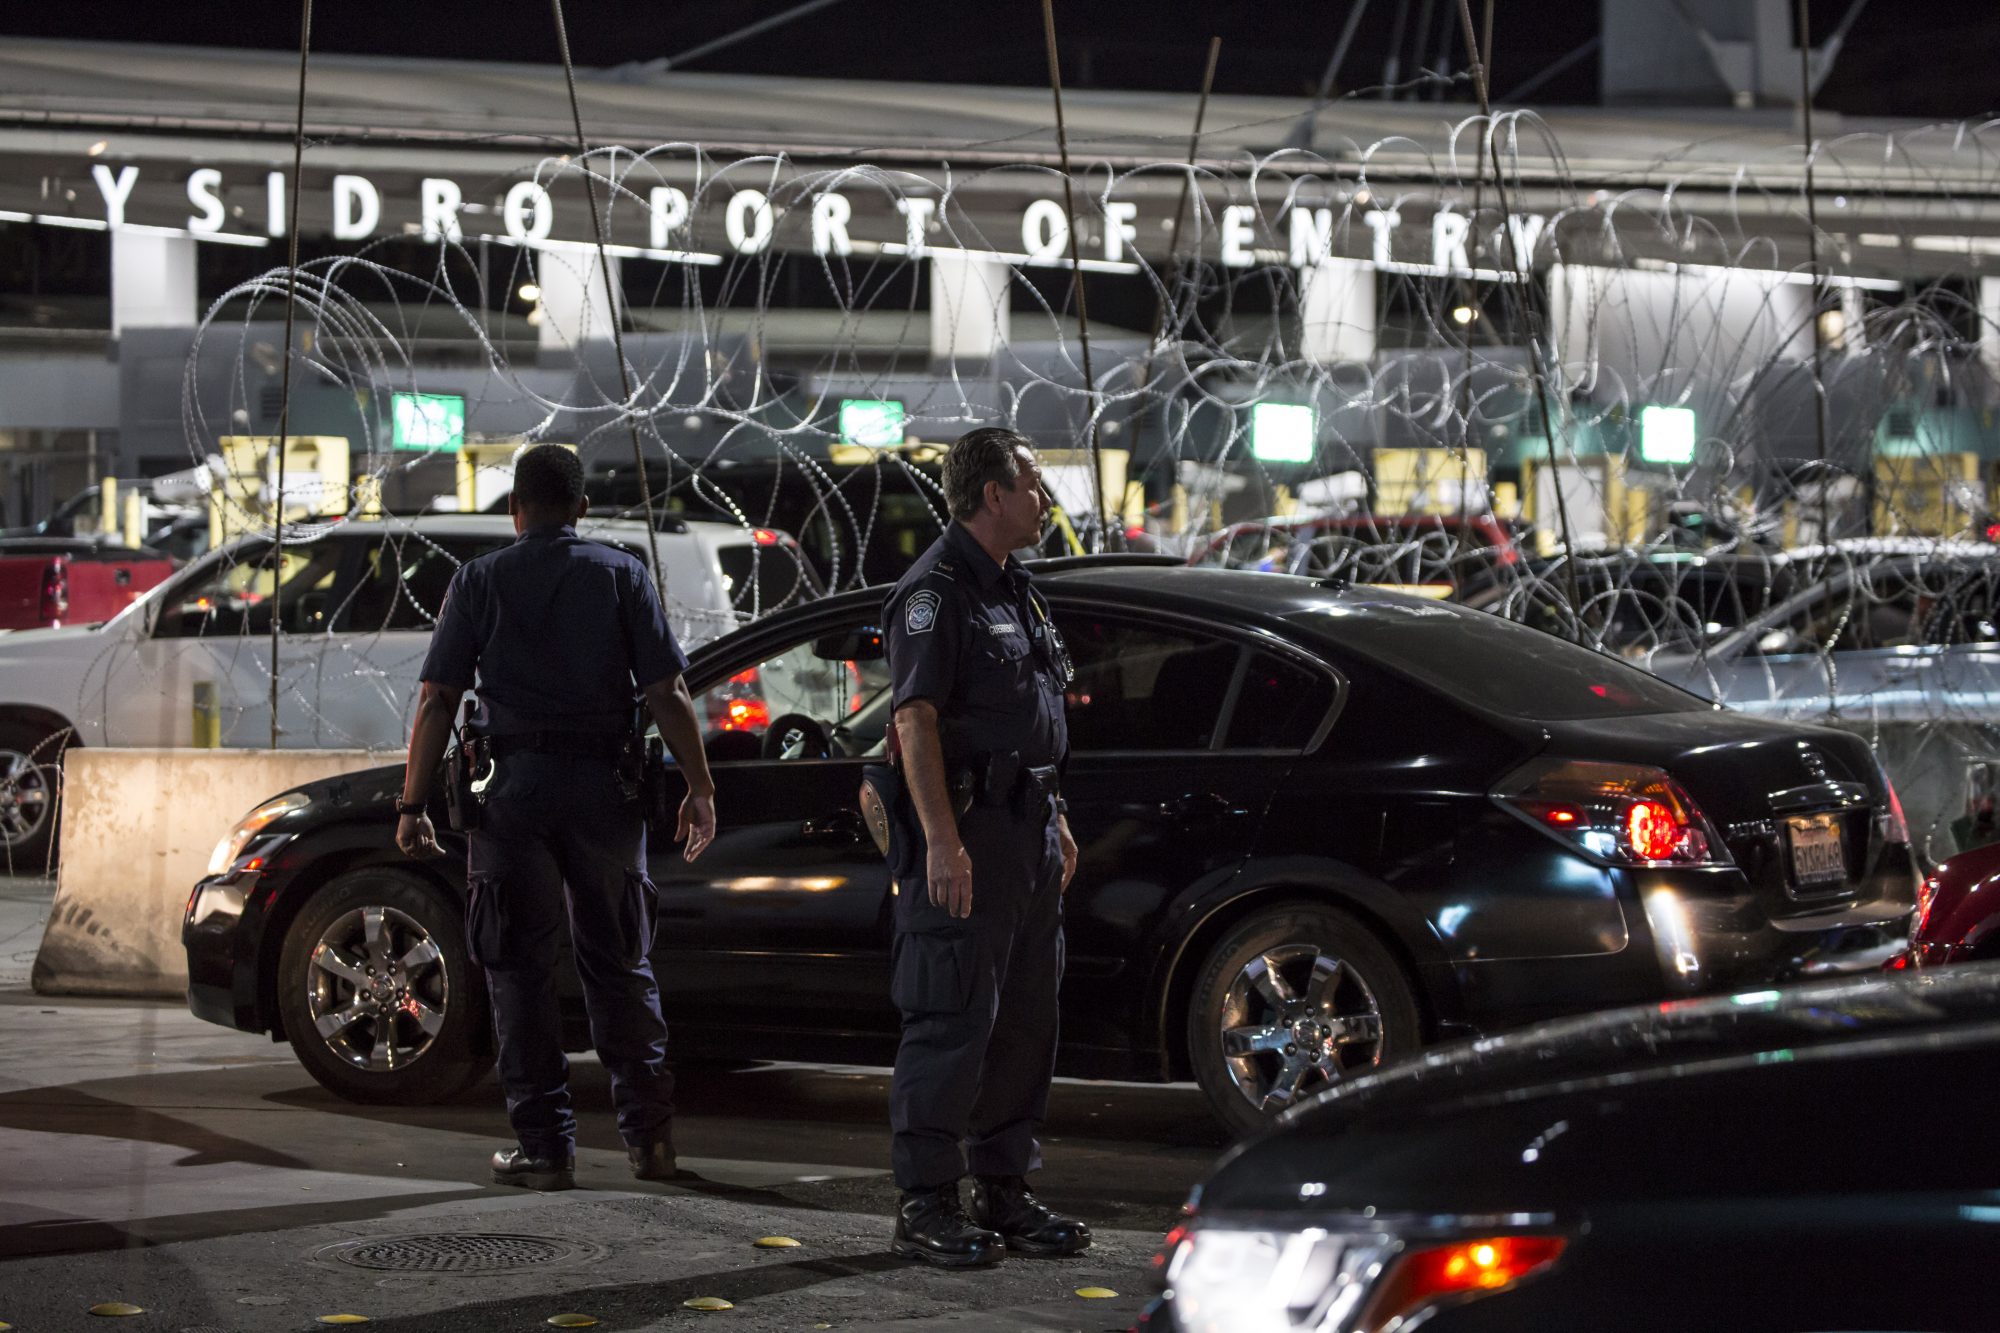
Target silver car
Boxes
[1651,540,2000,861]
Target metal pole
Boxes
[1454,0,1583,634]
[1798,0,1833,547]
[1128,36,1221,515]
[270,0,313,750]
[550,0,666,595]
[1039,0,1106,550]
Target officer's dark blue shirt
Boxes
[421,523,687,736]
[885,522,1069,767]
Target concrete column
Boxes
[1980,278,2000,382]
[1299,257,1376,365]
[111,230,197,335]
[535,245,621,352]
[930,249,1011,363]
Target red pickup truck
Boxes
[0,538,177,631]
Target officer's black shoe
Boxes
[489,1146,575,1191]
[970,1175,1092,1256]
[628,1130,677,1182]
[892,1183,1005,1268]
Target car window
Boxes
[1057,614,1236,751]
[717,540,822,618]
[694,626,890,763]
[1225,650,1338,749]
[334,534,514,633]
[1750,579,1920,656]
[151,539,348,639]
[1925,569,2000,646]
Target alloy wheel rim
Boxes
[0,750,53,848]
[1217,943,1385,1116]
[307,904,449,1072]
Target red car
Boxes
[1893,841,2000,968]
[0,538,177,632]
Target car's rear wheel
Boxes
[0,720,70,873]
[277,868,493,1105]
[1187,901,1421,1140]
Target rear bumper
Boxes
[1635,846,1918,996]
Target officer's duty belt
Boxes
[953,750,1060,810]
[486,731,633,761]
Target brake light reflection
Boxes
[1364,1235,1567,1328]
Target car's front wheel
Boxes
[277,868,493,1105]
[0,720,70,872]
[1187,901,1421,1140]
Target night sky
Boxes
[3,1,1997,120]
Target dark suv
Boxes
[185,561,1916,1136]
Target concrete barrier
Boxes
[32,748,405,998]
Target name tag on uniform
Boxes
[988,623,1023,637]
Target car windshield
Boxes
[1295,595,1708,720]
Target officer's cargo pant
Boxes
[889,796,1064,1190]
[465,752,674,1158]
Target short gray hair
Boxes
[942,427,1033,522]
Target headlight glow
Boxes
[1166,1226,1391,1333]
[206,791,310,876]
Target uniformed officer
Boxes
[393,443,718,1191]
[881,426,1089,1267]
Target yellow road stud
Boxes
[683,1296,735,1311]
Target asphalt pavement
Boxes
[0,875,1225,1331]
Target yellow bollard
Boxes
[192,682,221,749]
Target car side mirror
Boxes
[813,626,884,662]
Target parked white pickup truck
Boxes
[0,511,818,864]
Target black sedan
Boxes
[1150,964,2000,1332]
[184,559,1917,1136]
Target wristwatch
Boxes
[1054,797,1069,815]
[395,800,427,816]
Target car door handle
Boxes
[1156,792,1245,823]
[803,808,870,844]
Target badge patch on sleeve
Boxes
[905,590,942,633]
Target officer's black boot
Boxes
[892,1183,1005,1268]
[970,1175,1092,1256]
[490,1146,575,1191]
[627,1126,676,1182]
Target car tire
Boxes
[1186,900,1422,1140]
[276,867,493,1105]
[0,720,70,874]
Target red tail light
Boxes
[39,558,70,624]
[1363,1236,1566,1330]
[751,528,779,546]
[1495,759,1730,868]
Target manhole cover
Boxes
[317,1233,603,1274]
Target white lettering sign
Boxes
[1220,205,1257,267]
[896,197,936,257]
[1431,210,1470,273]
[725,189,773,254]
[1103,200,1138,263]
[649,186,689,248]
[92,164,138,228]
[331,174,380,240]
[1022,198,1068,262]
[1363,210,1401,266]
[504,181,554,241]
[812,191,853,257]
[420,178,462,243]
[185,168,225,233]
[1289,206,1334,268]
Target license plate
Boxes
[1787,816,1847,887]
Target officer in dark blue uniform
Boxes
[881,426,1090,1267]
[393,444,718,1190]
